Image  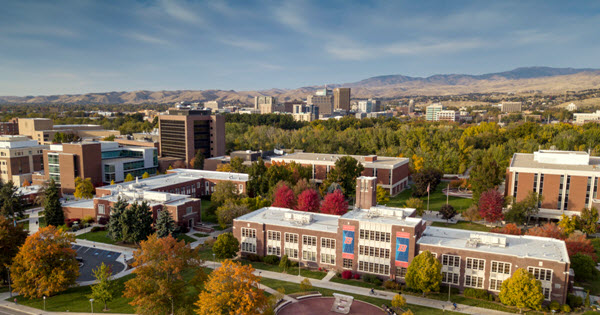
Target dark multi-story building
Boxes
[234,176,571,304]
[0,135,47,186]
[158,107,225,165]
[334,88,351,111]
[0,118,19,135]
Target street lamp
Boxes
[258,271,262,289]
[43,296,46,311]
[212,253,216,269]
[89,298,94,313]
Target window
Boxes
[268,231,281,241]
[320,253,336,265]
[491,261,511,274]
[466,258,485,271]
[98,204,105,215]
[358,261,390,275]
[489,279,503,291]
[528,267,552,282]
[359,229,391,242]
[343,258,353,269]
[442,272,459,285]
[513,172,519,198]
[241,242,256,253]
[396,267,407,278]
[442,255,460,267]
[284,248,298,259]
[303,235,317,246]
[359,245,390,259]
[302,250,316,261]
[464,275,484,288]
[186,207,193,215]
[321,238,336,249]
[543,287,550,300]
[241,228,256,238]
[285,233,298,243]
[267,245,281,256]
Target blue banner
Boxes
[395,232,410,267]
[342,226,355,259]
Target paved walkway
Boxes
[322,270,337,282]
[25,207,42,235]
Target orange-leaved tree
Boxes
[195,259,268,315]
[10,226,78,298]
[123,234,205,315]
[0,215,28,274]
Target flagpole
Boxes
[427,184,430,213]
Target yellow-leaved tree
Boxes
[195,259,268,315]
[74,177,94,199]
[10,226,79,298]
[499,268,544,312]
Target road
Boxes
[0,305,30,315]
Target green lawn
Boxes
[386,184,473,213]
[200,199,217,223]
[75,230,116,245]
[431,221,492,232]
[176,234,197,244]
[238,260,327,280]
[39,216,46,228]
[330,276,380,289]
[21,221,29,231]
[260,277,459,315]
[194,233,210,238]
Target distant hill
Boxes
[2,67,600,104]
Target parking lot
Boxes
[72,245,125,282]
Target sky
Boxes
[1,0,600,96]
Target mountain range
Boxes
[2,67,600,105]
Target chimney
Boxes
[365,155,377,162]
[355,176,377,209]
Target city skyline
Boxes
[1,0,599,96]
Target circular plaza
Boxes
[277,296,385,315]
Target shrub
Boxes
[549,301,560,311]
[353,273,360,280]
[263,255,280,265]
[90,226,105,232]
[97,216,108,225]
[203,238,216,248]
[341,270,353,280]
[83,216,95,224]
[384,280,400,290]
[279,255,290,270]
[562,304,571,313]
[246,254,261,262]
[362,274,382,285]
[300,278,313,291]
[571,253,597,281]
[567,294,583,308]
[463,288,490,300]
[440,285,459,295]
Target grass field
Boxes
[386,184,473,213]
[431,221,492,232]
[193,233,209,238]
[200,199,217,223]
[176,234,197,244]
[238,260,327,280]
[75,230,116,245]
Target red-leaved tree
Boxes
[320,190,348,215]
[490,223,522,235]
[296,189,320,212]
[478,189,504,223]
[271,183,296,209]
[565,232,597,261]
[525,222,564,239]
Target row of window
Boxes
[267,245,281,256]
[359,230,391,242]
[302,250,317,262]
[285,233,299,244]
[358,261,390,275]
[466,258,485,271]
[528,267,553,282]
[241,242,255,253]
[442,254,460,267]
[442,271,459,285]
[303,235,317,246]
[321,253,336,265]
[358,245,391,259]
[268,231,281,241]
[464,275,484,288]
[284,248,298,259]
[241,228,256,238]
[442,255,511,275]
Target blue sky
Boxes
[1,0,599,96]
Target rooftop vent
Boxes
[283,212,313,225]
[467,233,507,248]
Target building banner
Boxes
[342,225,355,259]
[395,232,410,267]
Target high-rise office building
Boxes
[158,107,225,165]
[333,88,351,111]
[254,96,277,114]
[426,103,444,121]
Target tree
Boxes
[296,189,320,212]
[121,202,153,244]
[0,181,23,220]
[110,179,115,185]
[300,278,313,291]
[279,255,291,272]
[391,294,407,309]
[195,260,268,315]
[193,149,205,170]
[439,204,456,222]
[74,177,94,199]
[124,234,204,315]
[525,223,563,239]
[505,191,542,225]
[216,163,232,172]
[10,226,79,298]
[325,156,364,197]
[571,253,597,281]
[470,154,503,203]
[558,214,577,235]
[247,158,268,197]
[89,263,116,311]
[155,207,176,238]
[216,201,251,228]
[320,190,348,215]
[213,232,240,259]
[405,251,442,295]
[124,173,135,182]
[565,232,596,260]
[499,268,544,312]
[411,169,442,197]
[0,216,28,281]
[376,186,390,204]
[293,178,315,196]
[271,183,296,209]
[491,223,522,235]
[107,198,127,241]
[478,189,504,224]
[404,198,425,217]
[142,172,150,179]
[44,179,64,227]
[211,181,241,206]
[230,156,246,173]
[462,204,482,222]
[578,207,599,235]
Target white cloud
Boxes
[127,32,170,45]
[219,38,270,51]
[159,0,203,25]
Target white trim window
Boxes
[241,228,256,238]
[464,275,484,288]
[98,204,105,215]
[489,279,503,291]
[491,261,511,274]
[442,254,460,267]
[321,238,335,249]
[320,253,336,265]
[268,231,281,241]
[466,258,485,271]
[284,248,298,259]
[241,242,256,253]
[442,272,459,285]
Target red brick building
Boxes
[0,118,19,135]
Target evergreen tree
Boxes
[131,202,154,243]
[325,156,364,197]
[44,179,64,227]
[107,198,127,241]
[247,158,268,196]
[156,207,176,238]
[470,154,503,204]
[0,180,23,219]
[193,150,205,170]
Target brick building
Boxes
[507,150,600,219]
[233,176,571,304]
[18,118,119,145]
[0,118,19,135]
[0,135,47,186]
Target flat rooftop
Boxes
[417,226,569,263]
[341,206,420,227]
[235,207,340,233]
[269,153,408,168]
[62,199,95,209]
[510,152,600,172]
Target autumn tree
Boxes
[142,172,150,179]
[439,204,456,222]
[300,278,313,291]
[470,154,503,203]
[478,189,504,224]
[156,207,176,238]
[193,150,205,170]
[405,251,442,295]
[376,186,390,204]
[525,222,563,239]
[404,198,425,216]
[89,263,116,311]
[271,182,296,209]
[195,260,268,315]
[320,190,348,215]
[558,214,577,235]
[44,179,64,227]
[0,180,23,220]
[412,169,442,197]
[505,191,542,225]
[212,232,240,259]
[230,156,247,173]
[107,197,127,241]
[462,204,482,222]
[324,156,364,197]
[216,201,251,228]
[124,234,204,315]
[10,226,79,298]
[391,294,407,311]
[565,232,596,260]
[578,207,599,235]
[491,223,522,235]
[0,216,28,281]
[293,178,316,196]
[499,268,544,312]
[74,177,94,199]
[124,173,135,182]
[211,181,241,206]
[296,189,320,212]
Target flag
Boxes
[426,183,430,193]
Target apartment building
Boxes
[426,103,444,121]
[500,102,522,113]
[292,104,320,122]
[204,101,222,111]
[233,176,570,304]
[0,136,47,186]
[269,153,409,196]
[0,118,19,135]
[158,107,225,165]
[334,88,351,111]
[574,110,600,125]
[435,110,459,122]
[357,99,380,113]
[506,150,600,219]
[307,94,334,116]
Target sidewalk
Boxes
[26,207,42,235]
